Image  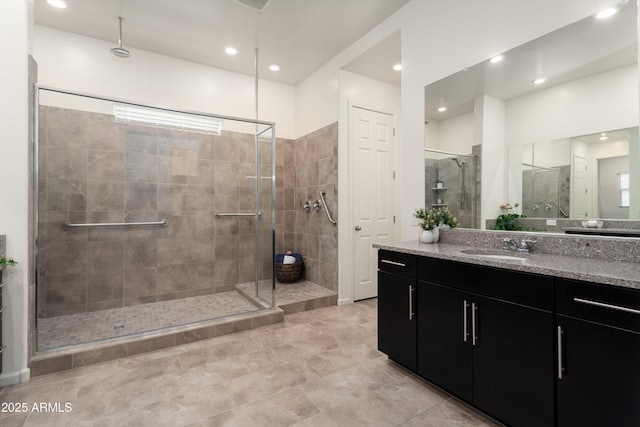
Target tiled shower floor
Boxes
[37,291,261,350]
[37,281,337,350]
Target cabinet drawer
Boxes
[418,256,553,310]
[378,250,417,278]
[556,279,640,333]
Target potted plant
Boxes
[494,203,529,231]
[414,207,458,243]
[0,257,17,269]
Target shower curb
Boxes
[29,307,283,377]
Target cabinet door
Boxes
[557,315,640,427]
[472,295,554,427]
[378,271,416,371]
[417,281,473,402]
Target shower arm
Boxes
[318,190,337,225]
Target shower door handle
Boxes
[355,226,361,231]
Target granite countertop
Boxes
[374,241,640,291]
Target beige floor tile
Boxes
[8,299,505,426]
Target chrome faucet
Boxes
[502,237,536,252]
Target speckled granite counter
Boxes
[374,240,640,290]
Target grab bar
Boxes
[214,212,263,217]
[64,219,168,228]
[319,189,337,225]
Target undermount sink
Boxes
[459,249,529,263]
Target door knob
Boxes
[355,225,361,231]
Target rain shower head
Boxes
[111,16,131,58]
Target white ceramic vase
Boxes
[432,226,440,243]
[420,229,434,243]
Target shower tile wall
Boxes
[424,145,481,229]
[38,106,268,318]
[521,165,570,218]
[288,123,338,293]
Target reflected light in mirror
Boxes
[596,7,618,20]
[490,55,504,63]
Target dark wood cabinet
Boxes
[556,279,640,426]
[418,279,554,427]
[377,249,639,427]
[377,250,417,371]
[418,282,472,401]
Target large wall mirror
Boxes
[425,0,639,229]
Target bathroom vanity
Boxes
[376,241,640,427]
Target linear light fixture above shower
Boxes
[113,105,223,135]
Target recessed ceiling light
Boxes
[437,106,447,112]
[47,0,67,8]
[600,133,608,140]
[225,46,238,55]
[268,64,280,71]
[533,77,546,85]
[490,55,504,64]
[393,63,402,71]
[596,7,618,20]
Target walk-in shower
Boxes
[425,148,479,228]
[34,87,275,351]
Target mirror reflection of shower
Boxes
[424,147,480,228]
[451,157,466,203]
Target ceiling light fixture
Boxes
[225,47,238,55]
[269,64,280,71]
[600,133,608,140]
[490,55,504,64]
[393,63,402,71]
[533,77,546,85]
[595,7,618,19]
[47,0,67,8]
[437,106,447,112]
[114,105,223,135]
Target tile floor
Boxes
[3,299,501,426]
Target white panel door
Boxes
[350,106,394,301]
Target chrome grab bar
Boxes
[318,189,337,225]
[64,220,168,228]
[214,212,263,218]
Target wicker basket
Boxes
[275,261,304,283]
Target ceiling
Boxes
[425,1,637,121]
[343,31,401,86]
[34,0,408,86]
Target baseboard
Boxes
[0,368,29,387]
[337,298,353,306]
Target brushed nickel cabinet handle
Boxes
[381,259,406,267]
[472,302,478,346]
[557,326,564,380]
[463,300,469,342]
[408,285,414,320]
[573,297,640,315]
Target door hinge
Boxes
[393,171,396,179]
[393,128,395,136]
[393,215,396,223]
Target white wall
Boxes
[34,26,296,139]
[506,65,638,147]
[434,112,475,154]
[0,0,32,386]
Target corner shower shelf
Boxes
[431,187,448,191]
[431,203,448,207]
